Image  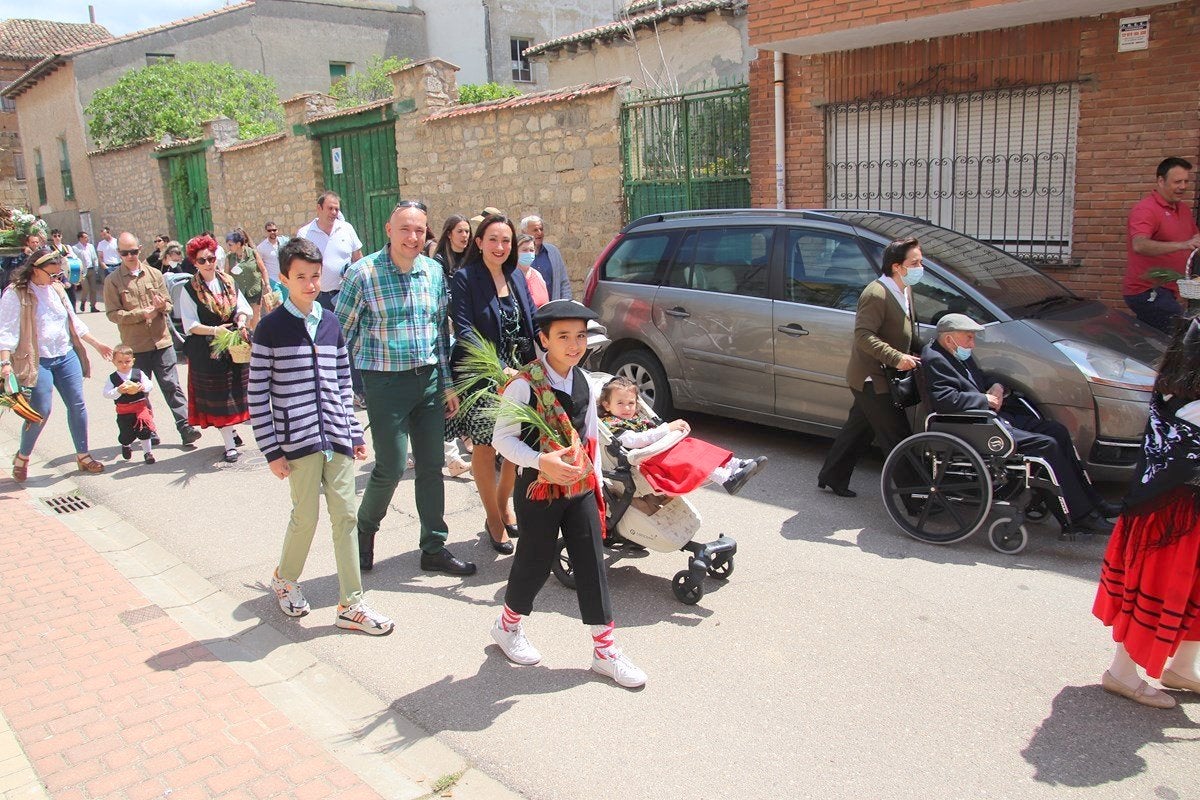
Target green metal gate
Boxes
[316,114,400,255]
[163,148,212,242]
[621,84,750,222]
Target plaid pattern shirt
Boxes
[335,249,450,388]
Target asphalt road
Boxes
[3,310,1196,800]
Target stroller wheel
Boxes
[672,570,704,605]
[706,554,734,580]
[551,536,577,590]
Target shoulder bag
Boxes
[882,287,920,409]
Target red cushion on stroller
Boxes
[639,436,732,496]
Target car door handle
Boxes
[664,306,690,319]
[777,323,809,336]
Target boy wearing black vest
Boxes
[102,344,157,463]
[491,300,647,688]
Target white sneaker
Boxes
[491,617,542,665]
[270,572,310,618]
[592,648,647,688]
[336,601,394,636]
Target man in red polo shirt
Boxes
[1122,156,1200,333]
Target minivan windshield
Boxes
[827,211,1075,317]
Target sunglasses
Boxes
[119,248,141,257]
[194,256,218,265]
[395,200,428,212]
[265,228,278,233]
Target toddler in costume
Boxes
[102,344,157,463]
[599,376,767,496]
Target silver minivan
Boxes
[582,209,1168,482]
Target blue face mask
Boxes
[517,252,535,267]
[954,345,973,361]
[900,266,924,286]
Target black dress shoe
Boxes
[818,481,857,498]
[504,523,519,539]
[358,530,375,571]
[489,536,514,555]
[180,427,202,446]
[1070,511,1115,537]
[420,547,477,576]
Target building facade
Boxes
[748,0,1200,305]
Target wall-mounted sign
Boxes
[1118,15,1149,52]
[331,147,344,175]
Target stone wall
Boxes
[81,58,628,289]
[88,141,171,243]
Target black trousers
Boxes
[133,346,190,432]
[505,471,613,625]
[1004,413,1100,520]
[116,413,154,446]
[818,386,912,490]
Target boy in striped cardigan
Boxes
[248,237,393,635]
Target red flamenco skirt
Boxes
[1093,486,1200,678]
[639,436,732,496]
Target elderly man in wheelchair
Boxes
[880,313,1119,554]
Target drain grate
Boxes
[41,494,93,514]
[118,605,167,628]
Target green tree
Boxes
[84,61,283,150]
[330,55,413,108]
[458,82,522,105]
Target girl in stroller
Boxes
[599,377,767,496]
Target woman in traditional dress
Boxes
[1093,315,1200,708]
[0,245,114,480]
[448,213,538,554]
[178,234,253,463]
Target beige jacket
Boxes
[103,263,173,353]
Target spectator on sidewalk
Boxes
[520,215,572,301]
[297,192,363,311]
[146,234,169,270]
[1122,157,1200,333]
[49,230,78,312]
[96,226,121,276]
[255,221,289,287]
[103,232,202,446]
[250,237,393,635]
[515,233,549,308]
[335,200,473,577]
[0,245,115,481]
[224,228,271,330]
[178,234,253,463]
[71,231,100,312]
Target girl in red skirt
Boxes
[599,377,767,496]
[1093,317,1200,709]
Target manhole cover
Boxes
[117,605,167,628]
[41,494,92,514]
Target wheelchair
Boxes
[879,402,1069,555]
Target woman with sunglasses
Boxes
[146,234,169,270]
[0,246,115,480]
[178,234,253,462]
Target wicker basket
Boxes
[1179,249,1200,300]
[228,342,252,364]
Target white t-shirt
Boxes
[256,236,290,283]
[96,238,120,267]
[297,219,363,292]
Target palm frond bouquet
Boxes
[453,330,593,500]
[1,372,42,424]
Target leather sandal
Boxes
[11,454,29,482]
[75,454,104,474]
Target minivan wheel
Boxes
[609,349,673,418]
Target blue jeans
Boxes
[19,351,89,456]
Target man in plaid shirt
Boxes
[336,201,474,577]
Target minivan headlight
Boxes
[1053,339,1156,391]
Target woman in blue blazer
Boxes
[449,213,538,554]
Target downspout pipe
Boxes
[774,50,786,209]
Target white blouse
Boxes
[177,277,252,335]
[0,283,90,357]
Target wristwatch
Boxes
[0,359,10,367]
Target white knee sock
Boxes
[219,426,237,450]
[1108,644,1140,685]
[141,439,153,453]
[1168,641,1200,678]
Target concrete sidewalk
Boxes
[0,479,519,800]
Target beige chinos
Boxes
[276,451,362,607]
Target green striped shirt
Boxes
[335,249,450,388]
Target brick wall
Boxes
[750,1,1200,307]
[749,0,1028,46]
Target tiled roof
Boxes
[0,18,112,60]
[3,2,254,99]
[306,97,394,124]
[525,0,742,58]
[425,79,629,122]
[219,133,287,153]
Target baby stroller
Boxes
[550,368,737,605]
